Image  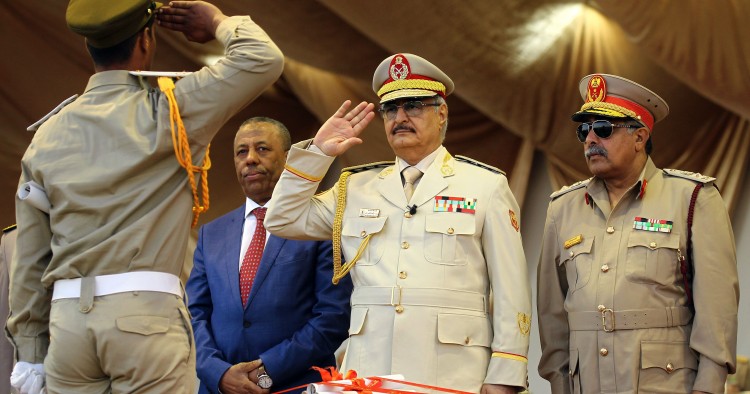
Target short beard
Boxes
[585,145,608,159]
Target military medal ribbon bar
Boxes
[633,216,673,233]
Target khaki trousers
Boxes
[45,291,196,394]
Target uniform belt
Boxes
[351,286,487,313]
[52,271,182,301]
[568,306,692,332]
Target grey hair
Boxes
[432,95,448,141]
[239,117,292,151]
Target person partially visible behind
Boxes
[8,1,283,393]
[265,53,531,393]
[0,224,16,394]
[187,117,352,394]
[537,74,739,393]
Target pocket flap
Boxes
[425,214,475,235]
[349,307,368,335]
[342,217,387,238]
[116,316,170,336]
[628,230,680,250]
[437,313,491,347]
[641,341,698,371]
[559,235,593,265]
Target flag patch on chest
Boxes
[434,196,477,214]
[633,217,673,233]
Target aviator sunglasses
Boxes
[576,120,641,143]
[378,100,441,120]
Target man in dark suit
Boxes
[186,117,352,394]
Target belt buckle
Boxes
[389,286,402,307]
[601,308,615,332]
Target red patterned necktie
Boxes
[239,207,267,307]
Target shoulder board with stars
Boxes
[550,178,592,200]
[3,224,17,234]
[455,155,505,175]
[27,94,79,132]
[341,161,394,174]
[663,169,715,185]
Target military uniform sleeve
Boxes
[7,168,52,363]
[482,174,532,388]
[171,15,284,146]
[689,185,738,393]
[265,140,338,240]
[536,203,571,393]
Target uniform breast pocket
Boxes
[424,214,475,265]
[559,236,594,293]
[626,231,681,286]
[341,217,387,266]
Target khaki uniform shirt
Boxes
[0,227,16,394]
[266,144,531,391]
[10,16,283,363]
[537,157,738,394]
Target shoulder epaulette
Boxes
[27,94,79,132]
[2,224,16,234]
[550,178,592,200]
[663,169,715,185]
[342,161,394,174]
[455,155,505,175]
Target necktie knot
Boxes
[402,167,423,202]
[253,207,267,222]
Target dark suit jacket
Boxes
[187,206,352,394]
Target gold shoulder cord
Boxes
[331,171,373,284]
[157,77,211,228]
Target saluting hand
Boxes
[156,1,228,43]
[313,100,376,157]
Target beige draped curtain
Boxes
[1,0,748,227]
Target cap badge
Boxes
[389,55,411,81]
[586,74,607,103]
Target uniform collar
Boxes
[585,156,658,208]
[84,70,143,94]
[396,145,444,174]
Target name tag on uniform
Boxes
[359,208,380,218]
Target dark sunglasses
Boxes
[576,120,641,142]
[378,100,440,120]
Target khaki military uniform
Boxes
[0,225,16,394]
[9,16,283,393]
[537,157,738,393]
[266,144,531,391]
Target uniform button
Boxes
[360,230,367,238]
[401,241,410,249]
[569,369,573,376]
[447,227,455,234]
[649,241,657,249]
[606,226,615,234]
[464,337,470,345]
[601,264,610,273]
[399,271,407,279]
[404,212,412,218]
[395,305,404,313]
[600,348,608,356]
[569,251,574,257]
[665,362,674,373]
[243,321,251,328]
[597,304,606,312]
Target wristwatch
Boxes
[257,365,273,389]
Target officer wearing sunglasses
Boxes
[265,53,531,393]
[537,74,738,393]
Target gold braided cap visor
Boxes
[378,80,446,103]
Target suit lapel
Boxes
[245,235,285,309]
[224,207,245,311]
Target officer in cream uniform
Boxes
[537,74,739,393]
[266,54,531,393]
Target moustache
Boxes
[392,125,416,134]
[585,145,608,159]
[242,166,267,177]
